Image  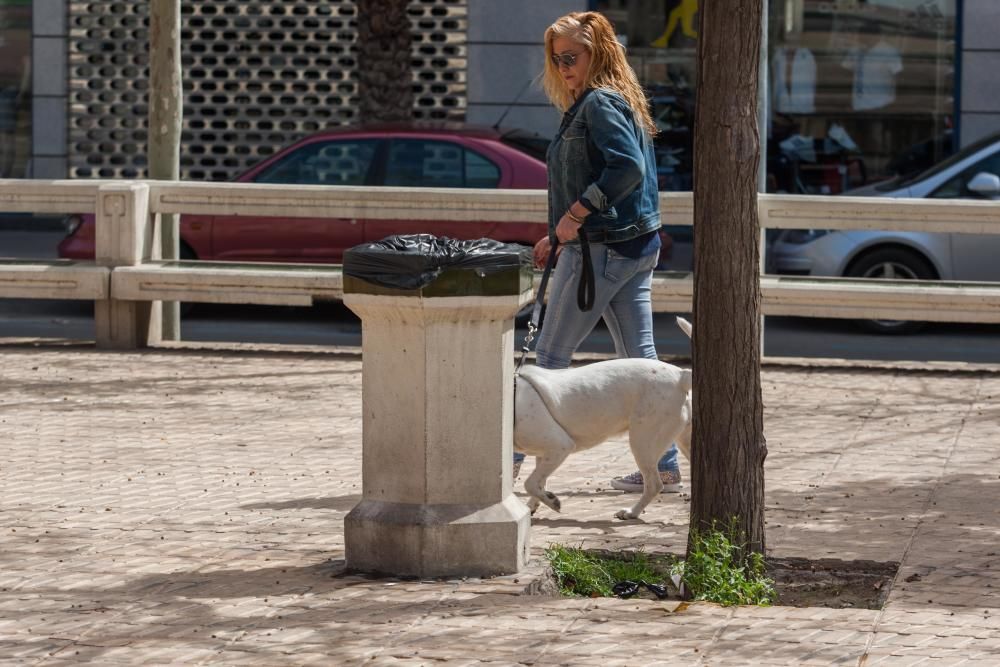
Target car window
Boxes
[384,139,500,188]
[929,151,1000,199]
[499,129,551,161]
[465,150,501,188]
[255,140,379,186]
[900,132,1000,187]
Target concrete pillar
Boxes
[32,0,69,179]
[343,262,533,578]
[94,182,160,349]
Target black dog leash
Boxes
[515,227,597,373]
[516,237,559,373]
[577,231,595,312]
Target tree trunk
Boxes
[356,0,414,123]
[688,0,767,559]
[148,0,183,341]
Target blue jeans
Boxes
[514,242,679,473]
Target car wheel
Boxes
[846,247,936,334]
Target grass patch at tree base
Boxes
[545,546,899,609]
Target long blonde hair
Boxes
[542,12,657,137]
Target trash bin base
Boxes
[345,495,530,578]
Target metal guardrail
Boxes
[2,179,1000,348]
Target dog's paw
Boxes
[540,491,561,513]
[615,508,640,521]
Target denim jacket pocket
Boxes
[556,122,588,177]
[561,119,587,141]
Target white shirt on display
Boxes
[841,40,903,111]
[773,46,817,114]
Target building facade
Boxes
[8,0,1000,191]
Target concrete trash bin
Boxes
[342,235,534,578]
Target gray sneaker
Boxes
[512,460,522,479]
[610,469,682,493]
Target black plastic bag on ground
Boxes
[344,234,530,290]
[612,580,671,600]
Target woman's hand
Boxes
[555,211,583,244]
[555,203,589,243]
[533,236,560,269]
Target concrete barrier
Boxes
[4,180,1000,348]
[0,260,109,300]
[650,272,1000,323]
[112,261,344,306]
[93,182,160,350]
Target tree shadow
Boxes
[241,494,362,512]
[36,556,573,664]
[10,470,997,664]
[530,517,620,534]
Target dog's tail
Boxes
[676,318,693,393]
[676,316,692,339]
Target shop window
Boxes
[595,0,957,194]
[0,1,31,178]
[769,0,957,193]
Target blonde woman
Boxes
[513,11,682,494]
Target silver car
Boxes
[770,131,1000,333]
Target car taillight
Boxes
[64,214,83,235]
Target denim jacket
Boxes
[546,88,661,244]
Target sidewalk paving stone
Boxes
[1,345,999,664]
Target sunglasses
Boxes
[550,51,581,68]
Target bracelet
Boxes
[565,209,585,225]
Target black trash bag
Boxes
[612,580,671,600]
[644,582,670,599]
[612,581,641,599]
[343,234,531,290]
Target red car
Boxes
[58,124,553,264]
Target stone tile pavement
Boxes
[1,342,998,665]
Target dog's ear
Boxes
[675,317,692,339]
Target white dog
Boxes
[514,317,694,520]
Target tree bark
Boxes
[148,0,182,341]
[688,0,767,559]
[357,0,414,123]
